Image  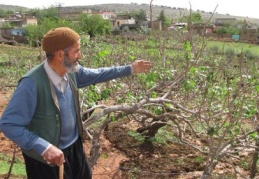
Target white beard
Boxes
[65,63,80,73]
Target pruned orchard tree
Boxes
[79,1,259,179]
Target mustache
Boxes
[72,59,79,64]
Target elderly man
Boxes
[0,27,152,179]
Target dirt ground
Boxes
[0,88,254,179]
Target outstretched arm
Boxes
[76,60,152,88]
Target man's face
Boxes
[62,41,81,73]
[62,55,79,73]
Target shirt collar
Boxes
[44,61,67,86]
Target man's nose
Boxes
[77,52,82,59]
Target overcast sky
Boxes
[0,0,258,19]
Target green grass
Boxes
[0,154,26,177]
[207,40,259,56]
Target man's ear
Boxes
[58,50,64,58]
[55,50,64,60]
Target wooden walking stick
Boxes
[59,163,64,179]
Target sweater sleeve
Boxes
[0,77,50,155]
[75,65,132,88]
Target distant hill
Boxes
[68,4,259,25]
[0,4,28,11]
[1,3,259,25]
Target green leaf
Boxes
[223,122,229,128]
[206,72,214,83]
[189,67,196,75]
[255,85,259,93]
[97,50,110,58]
[183,80,196,91]
[250,132,258,140]
[183,41,191,51]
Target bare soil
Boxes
[0,88,254,179]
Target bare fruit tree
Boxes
[81,1,259,179]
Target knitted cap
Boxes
[42,27,80,53]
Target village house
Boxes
[3,13,37,27]
[0,13,37,43]
[91,11,116,20]
[111,15,136,29]
[188,23,215,36]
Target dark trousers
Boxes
[22,138,92,179]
